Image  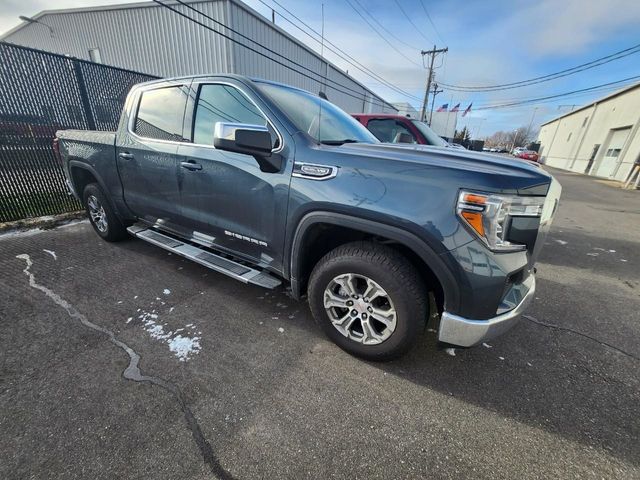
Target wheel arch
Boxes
[287,212,460,313]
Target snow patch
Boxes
[554,239,568,245]
[137,309,200,361]
[168,336,201,362]
[482,342,493,348]
[498,356,505,361]
[43,249,57,260]
[163,289,171,295]
[621,259,628,262]
[587,253,599,257]
[445,348,456,356]
[278,327,284,333]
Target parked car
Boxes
[518,150,539,162]
[512,147,526,156]
[56,75,561,360]
[448,142,467,150]
[351,114,449,147]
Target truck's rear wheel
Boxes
[308,241,428,361]
[83,183,128,242]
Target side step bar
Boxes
[127,224,282,289]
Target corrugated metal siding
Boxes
[3,1,233,77]
[228,1,394,113]
[3,0,396,113]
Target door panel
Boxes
[177,82,291,270]
[117,84,190,234]
[595,128,630,178]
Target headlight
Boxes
[457,191,544,252]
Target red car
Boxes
[351,114,447,146]
[517,150,539,162]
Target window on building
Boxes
[192,84,269,146]
[88,48,102,63]
[367,118,417,143]
[605,148,621,158]
[567,132,572,142]
[582,117,589,127]
[134,86,188,142]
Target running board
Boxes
[127,224,281,289]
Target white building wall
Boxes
[2,1,234,77]
[429,111,457,139]
[539,85,640,181]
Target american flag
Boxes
[462,103,472,117]
[450,103,460,113]
[436,103,448,112]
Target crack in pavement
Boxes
[16,254,237,480]
[523,314,639,362]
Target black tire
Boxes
[82,183,128,242]
[308,241,428,361]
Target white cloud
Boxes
[513,0,640,56]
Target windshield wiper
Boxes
[320,139,360,146]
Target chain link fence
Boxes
[0,42,157,223]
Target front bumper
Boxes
[438,274,536,347]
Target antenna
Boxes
[318,3,326,144]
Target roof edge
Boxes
[540,80,640,126]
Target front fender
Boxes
[286,211,460,313]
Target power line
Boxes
[257,0,423,101]
[473,74,640,110]
[152,0,392,109]
[171,0,391,105]
[471,81,638,109]
[350,0,422,51]
[344,0,423,68]
[418,0,445,43]
[392,0,433,44]
[440,43,640,92]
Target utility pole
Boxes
[428,82,443,126]
[525,107,539,144]
[420,45,448,122]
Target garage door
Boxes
[595,128,631,178]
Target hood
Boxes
[324,142,553,196]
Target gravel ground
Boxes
[1,167,638,479]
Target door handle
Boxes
[119,152,134,159]
[181,161,202,171]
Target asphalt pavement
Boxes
[1,167,638,479]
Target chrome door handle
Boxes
[119,152,134,159]
[181,161,202,171]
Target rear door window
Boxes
[133,86,189,142]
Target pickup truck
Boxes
[352,113,447,146]
[56,75,561,361]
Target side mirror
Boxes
[213,122,282,172]
[213,122,273,157]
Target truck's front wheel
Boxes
[308,242,428,361]
[83,183,128,242]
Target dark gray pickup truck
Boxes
[56,75,561,360]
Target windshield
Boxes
[410,120,448,147]
[256,82,379,145]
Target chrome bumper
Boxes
[438,275,536,347]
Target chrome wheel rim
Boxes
[87,195,108,233]
[323,273,397,345]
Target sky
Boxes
[2,0,640,136]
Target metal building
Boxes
[538,81,640,182]
[1,0,396,114]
